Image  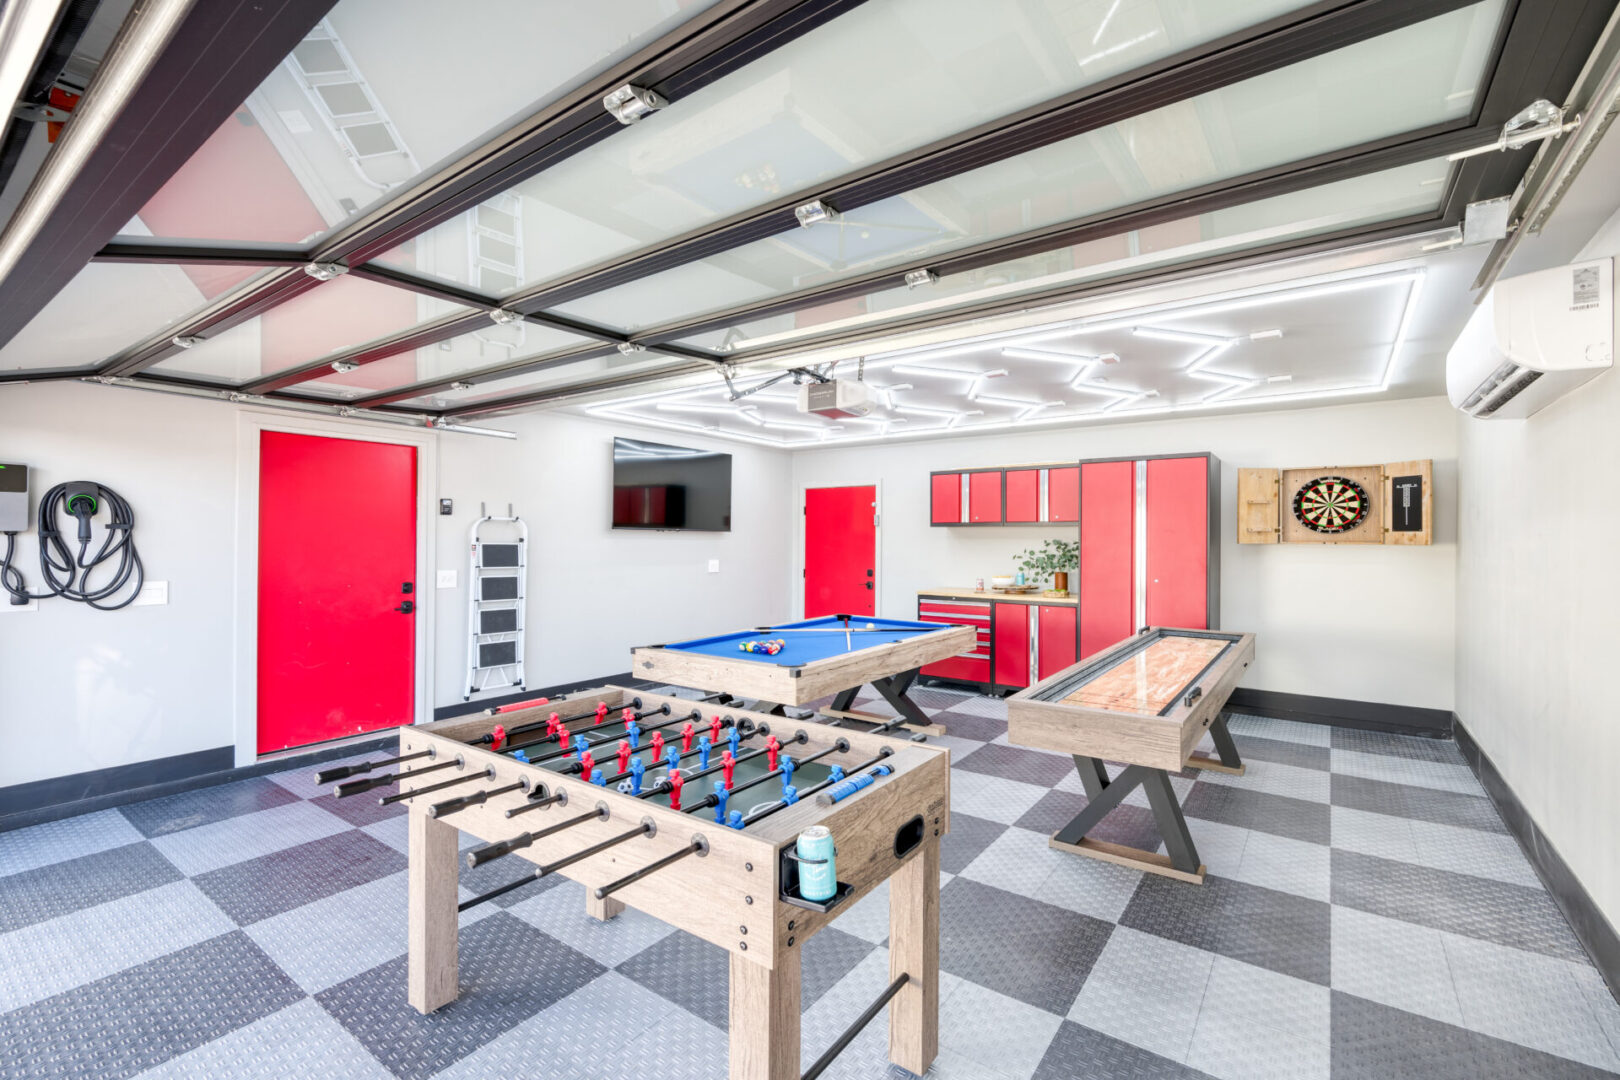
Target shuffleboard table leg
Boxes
[1073,754,1110,798]
[1141,769,1203,877]
[729,947,801,1080]
[889,835,940,1076]
[408,809,459,1013]
[585,892,625,921]
[1187,710,1246,775]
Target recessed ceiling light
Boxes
[1132,326,1232,346]
[1248,329,1284,341]
[1266,374,1294,383]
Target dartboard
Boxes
[1293,475,1370,534]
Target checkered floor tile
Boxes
[3,685,1619,1079]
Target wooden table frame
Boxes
[1007,628,1255,884]
[631,623,974,737]
[395,687,948,1080]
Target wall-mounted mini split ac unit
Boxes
[1447,257,1614,419]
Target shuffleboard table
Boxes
[632,615,976,736]
[1007,627,1255,884]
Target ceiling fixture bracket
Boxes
[616,341,647,355]
[450,381,472,391]
[603,84,667,125]
[794,199,840,228]
[331,359,360,374]
[1447,99,1581,161]
[489,308,522,325]
[170,335,200,349]
[904,269,938,289]
[304,262,348,281]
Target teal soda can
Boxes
[796,825,837,901]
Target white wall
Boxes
[0,383,790,789]
[1455,209,1620,929]
[791,396,1459,710]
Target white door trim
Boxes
[231,411,438,767]
[796,480,883,621]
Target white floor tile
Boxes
[939,979,1064,1078]
[1330,907,1463,1026]
[134,998,394,1080]
[1069,926,1212,1062]
[1198,758,1330,803]
[946,770,1048,826]
[1229,830,1330,903]
[149,799,351,876]
[0,809,145,877]
[1330,749,1485,796]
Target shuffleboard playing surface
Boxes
[1060,635,1230,715]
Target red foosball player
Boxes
[594,702,609,725]
[621,706,636,728]
[579,750,595,778]
[765,735,782,771]
[721,750,736,789]
[710,715,723,744]
[616,739,632,775]
[490,725,506,750]
[651,731,665,761]
[668,770,684,811]
[681,721,695,753]
[546,713,562,740]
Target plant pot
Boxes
[1052,571,1069,594]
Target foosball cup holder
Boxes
[778,846,854,914]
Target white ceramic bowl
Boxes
[990,575,1015,588]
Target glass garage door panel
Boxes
[149,273,470,385]
[552,0,1501,334]
[0,262,269,374]
[676,157,1454,355]
[112,0,724,245]
[373,0,1321,295]
[297,322,598,400]
[388,352,693,411]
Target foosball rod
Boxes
[738,747,894,828]
[378,765,494,806]
[592,835,708,900]
[468,699,622,746]
[501,703,679,761]
[428,778,531,818]
[682,737,846,817]
[559,714,755,786]
[315,748,432,785]
[633,723,787,800]
[460,817,655,912]
[467,799,600,867]
[801,974,912,1080]
[333,757,460,798]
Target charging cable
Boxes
[2,481,144,610]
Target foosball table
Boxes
[316,685,949,1080]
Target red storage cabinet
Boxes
[917,597,991,687]
[1004,469,1039,522]
[1037,605,1078,680]
[1145,456,1210,629]
[1048,466,1079,522]
[968,471,1003,523]
[930,472,962,524]
[993,601,1031,689]
[1079,460,1136,659]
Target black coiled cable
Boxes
[1,482,144,610]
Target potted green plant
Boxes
[1014,538,1079,596]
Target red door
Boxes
[805,486,876,618]
[1079,460,1135,659]
[1145,457,1210,629]
[258,432,418,752]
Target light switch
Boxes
[437,570,457,589]
[707,559,720,573]
[129,581,168,607]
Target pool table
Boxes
[632,615,976,735]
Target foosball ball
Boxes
[315,685,949,1080]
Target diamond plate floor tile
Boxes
[948,769,1049,827]
[1331,849,1587,961]
[1329,906,1463,1026]
[799,948,971,1080]
[1330,774,1507,834]
[1230,734,1330,772]
[456,842,569,909]
[1186,1012,1327,1080]
[1120,874,1331,986]
[1034,1020,1216,1080]
[361,813,409,854]
[1330,749,1485,796]
[1173,817,1249,879]
[117,777,301,838]
[1405,814,1542,889]
[582,1007,730,1080]
[955,743,1075,789]
[1014,788,1165,852]
[831,878,894,946]
[264,754,374,801]
[1442,931,1620,1071]
[317,787,409,828]
[1573,967,1620,1063]
[1180,783,1331,846]
[0,840,181,934]
[1223,714,1332,747]
[938,877,1113,1014]
[959,824,1065,896]
[1197,759,1330,803]
[616,927,731,1030]
[242,871,410,995]
[1330,726,1466,763]
[939,694,1007,720]
[1031,840,1144,924]
[919,732,987,763]
[507,879,676,968]
[315,911,605,1080]
[939,978,1064,1078]
[939,812,1008,876]
[0,878,234,1014]
[1068,925,1214,1062]
[932,709,1008,743]
[1329,804,1418,861]
[149,798,352,877]
[1330,990,1620,1079]
[0,929,304,1080]
[131,997,394,1080]
[1227,828,1330,903]
[802,926,882,1012]
[192,829,406,926]
[0,808,145,877]
[1188,955,1331,1079]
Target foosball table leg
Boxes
[408,810,460,1014]
[729,947,801,1080]
[585,892,625,921]
[889,835,940,1075]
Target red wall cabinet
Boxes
[1079,460,1136,659]
[993,601,1031,689]
[917,598,992,688]
[1005,469,1040,522]
[1048,466,1079,522]
[930,472,962,524]
[1145,456,1210,629]
[968,471,1004,524]
[1037,605,1078,680]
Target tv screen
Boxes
[611,437,732,531]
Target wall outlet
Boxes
[436,570,457,589]
[0,597,37,613]
[707,559,720,573]
[129,581,168,607]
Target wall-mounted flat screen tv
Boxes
[611,437,732,531]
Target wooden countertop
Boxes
[918,586,1077,606]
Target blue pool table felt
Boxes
[658,616,947,666]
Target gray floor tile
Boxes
[1196,758,1330,803]
[117,777,300,838]
[1232,734,1330,772]
[243,872,411,995]
[1330,749,1485,796]
[616,928,731,1030]
[264,754,374,801]
[939,978,1064,1078]
[0,840,181,934]
[506,879,676,968]
[149,798,352,877]
[1187,955,1331,1080]
[457,843,568,909]
[955,743,1075,788]
[1331,849,1587,961]
[1120,874,1331,985]
[949,769,1050,826]
[1331,990,1620,1079]
[132,997,395,1080]
[1014,788,1165,851]
[317,787,410,828]
[939,877,1114,1014]
[1181,782,1331,845]
[0,808,145,877]
[1331,773,1507,834]
[940,811,1009,875]
[1329,906,1464,1027]
[1330,726,1465,763]
[1223,714,1331,747]
[1068,925,1212,1062]
[931,708,1008,742]
[1034,1020,1216,1080]
[192,829,407,926]
[801,926,882,1012]
[0,930,303,1080]
[315,912,604,1080]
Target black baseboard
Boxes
[432,672,646,721]
[0,734,394,833]
[1228,687,1454,738]
[1454,720,1620,1004]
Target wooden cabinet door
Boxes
[993,602,1031,689]
[930,473,961,524]
[1079,460,1135,659]
[968,470,1004,523]
[1047,466,1079,522]
[1004,469,1039,522]
[1144,456,1209,629]
[1037,605,1078,680]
